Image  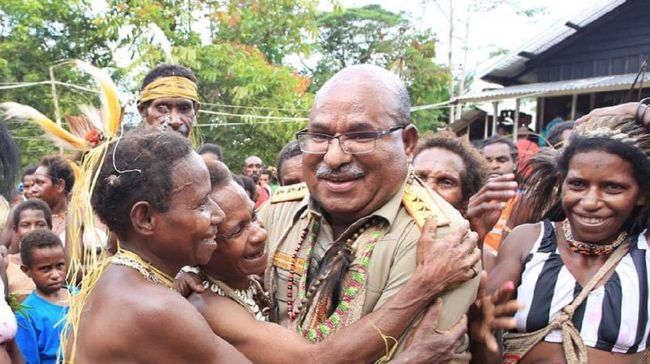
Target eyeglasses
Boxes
[295,125,406,155]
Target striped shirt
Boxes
[514,220,650,353]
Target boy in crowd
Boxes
[15,229,70,364]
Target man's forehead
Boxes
[245,157,262,165]
[150,97,194,106]
[483,143,512,155]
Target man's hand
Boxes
[414,217,480,300]
[174,271,205,297]
[468,271,522,354]
[392,299,467,364]
[466,174,517,243]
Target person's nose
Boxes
[50,268,62,280]
[168,109,184,130]
[207,197,225,226]
[249,222,267,247]
[580,187,602,212]
[323,137,353,169]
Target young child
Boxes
[15,229,70,364]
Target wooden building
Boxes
[451,0,650,140]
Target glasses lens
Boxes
[341,133,376,154]
[298,133,329,153]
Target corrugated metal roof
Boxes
[449,107,486,132]
[479,0,626,83]
[454,72,648,103]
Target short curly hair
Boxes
[91,127,194,238]
[20,229,63,268]
[415,131,488,207]
[39,154,75,195]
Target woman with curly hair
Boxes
[485,114,650,363]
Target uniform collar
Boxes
[292,180,407,229]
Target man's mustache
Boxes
[315,164,365,180]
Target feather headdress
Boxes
[572,114,650,157]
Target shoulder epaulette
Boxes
[402,179,451,228]
[270,182,308,204]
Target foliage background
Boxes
[1,0,453,172]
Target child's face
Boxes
[14,209,49,245]
[22,246,67,295]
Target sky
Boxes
[336,0,603,89]
[328,0,605,122]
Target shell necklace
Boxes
[204,273,270,321]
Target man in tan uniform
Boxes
[261,64,480,362]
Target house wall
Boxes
[535,0,650,82]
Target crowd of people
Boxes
[0,61,647,364]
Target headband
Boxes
[138,76,200,105]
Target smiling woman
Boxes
[483,114,650,364]
[65,128,248,364]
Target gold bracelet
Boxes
[371,322,399,364]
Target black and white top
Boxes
[514,220,650,354]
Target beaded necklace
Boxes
[110,249,176,289]
[562,219,628,256]
[203,273,270,321]
[286,215,320,320]
[286,213,385,342]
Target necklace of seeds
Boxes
[295,218,372,311]
[286,214,319,320]
[110,249,176,289]
[562,219,627,256]
[299,219,385,342]
[204,274,270,321]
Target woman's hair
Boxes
[233,175,258,202]
[415,130,488,207]
[203,156,232,190]
[91,128,194,238]
[40,154,75,195]
[0,122,20,199]
[513,115,650,234]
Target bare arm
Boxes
[466,223,540,364]
[191,218,480,364]
[485,223,539,294]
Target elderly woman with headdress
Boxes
[482,112,650,364]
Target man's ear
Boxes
[130,201,156,236]
[137,103,148,119]
[403,124,419,162]
[20,265,31,277]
